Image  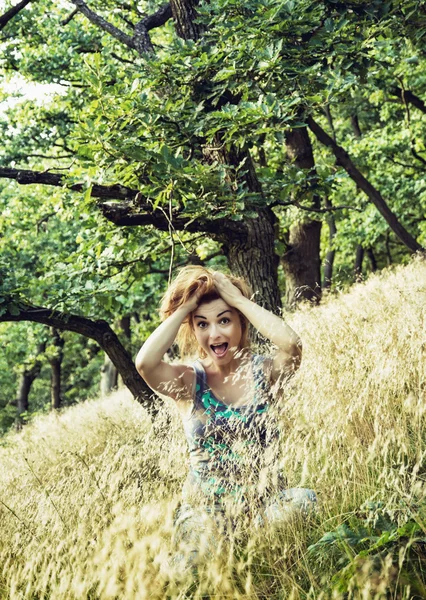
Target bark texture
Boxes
[170,0,203,40]
[354,244,364,281]
[281,126,322,307]
[15,342,46,426]
[221,208,281,312]
[49,328,64,409]
[281,221,322,307]
[323,198,337,290]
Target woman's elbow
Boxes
[135,350,149,376]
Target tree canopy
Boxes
[0,0,425,427]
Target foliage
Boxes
[308,503,426,597]
[0,0,425,426]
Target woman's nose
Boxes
[209,324,220,339]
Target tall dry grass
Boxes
[0,257,425,599]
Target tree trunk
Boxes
[354,244,364,281]
[223,209,281,312]
[100,314,131,395]
[385,231,393,265]
[351,114,362,138]
[170,0,203,40]
[170,0,283,311]
[49,328,64,410]
[323,198,337,290]
[366,247,377,272]
[15,341,46,427]
[16,371,35,415]
[119,315,131,340]
[281,126,322,307]
[100,354,118,395]
[281,221,322,307]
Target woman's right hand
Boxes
[180,278,207,313]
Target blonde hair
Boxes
[160,266,252,359]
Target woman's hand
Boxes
[180,279,208,313]
[212,271,243,307]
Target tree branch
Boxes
[389,87,426,114]
[386,155,425,172]
[271,199,362,213]
[70,0,136,50]
[307,115,424,253]
[411,147,426,167]
[0,166,140,200]
[0,0,32,31]
[0,166,239,234]
[0,300,158,415]
[133,4,172,54]
[61,7,78,26]
[98,199,237,234]
[70,0,172,56]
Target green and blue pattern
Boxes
[182,355,279,500]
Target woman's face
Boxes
[192,298,243,363]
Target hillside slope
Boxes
[1,257,425,599]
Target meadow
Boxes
[1,257,425,599]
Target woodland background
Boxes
[0,0,426,430]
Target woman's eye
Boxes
[198,322,207,328]
[220,318,230,324]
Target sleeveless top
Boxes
[181,354,282,503]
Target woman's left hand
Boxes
[212,272,243,307]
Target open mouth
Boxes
[210,343,228,357]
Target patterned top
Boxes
[181,354,282,502]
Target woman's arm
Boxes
[213,272,302,380]
[135,284,205,400]
[236,295,302,377]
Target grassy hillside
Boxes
[1,257,425,599]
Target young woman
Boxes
[135,266,316,568]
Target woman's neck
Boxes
[202,348,250,378]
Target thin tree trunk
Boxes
[16,372,35,415]
[281,126,322,307]
[323,198,337,290]
[351,114,362,138]
[119,315,131,340]
[322,110,337,291]
[385,231,393,265]
[101,315,132,394]
[354,244,364,281]
[100,354,118,395]
[49,328,64,409]
[366,247,377,272]
[15,341,46,428]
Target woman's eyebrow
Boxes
[194,309,232,320]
